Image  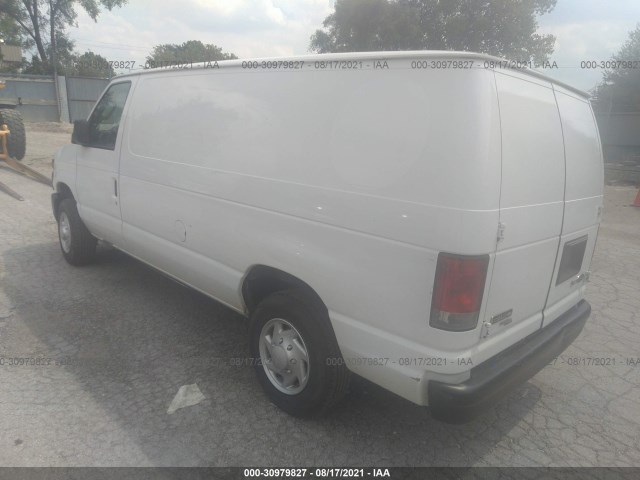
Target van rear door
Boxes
[542,86,603,327]
[482,70,566,340]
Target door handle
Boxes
[570,271,590,286]
[113,177,119,206]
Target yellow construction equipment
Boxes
[0,123,52,201]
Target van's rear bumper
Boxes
[428,300,591,424]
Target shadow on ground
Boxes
[2,241,541,466]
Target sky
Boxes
[64,0,640,92]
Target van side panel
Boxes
[543,87,603,327]
[483,70,565,343]
[117,62,502,403]
[124,65,500,212]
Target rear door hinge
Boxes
[497,222,506,243]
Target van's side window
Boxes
[86,82,131,150]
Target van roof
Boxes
[118,50,588,98]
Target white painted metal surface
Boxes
[51,51,603,406]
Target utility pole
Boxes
[50,0,62,121]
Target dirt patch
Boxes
[25,122,74,135]
[19,122,73,172]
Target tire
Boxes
[249,289,350,417]
[0,109,26,160]
[57,198,97,266]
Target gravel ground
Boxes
[0,123,639,467]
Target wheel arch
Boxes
[241,265,327,316]
[52,182,75,220]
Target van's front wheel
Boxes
[249,290,350,417]
[57,198,97,265]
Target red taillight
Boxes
[430,253,489,332]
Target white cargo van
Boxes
[51,51,602,422]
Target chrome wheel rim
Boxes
[59,212,72,253]
[259,318,310,395]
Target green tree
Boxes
[146,40,238,66]
[21,31,75,74]
[1,11,24,44]
[1,12,30,72]
[310,0,556,64]
[65,50,115,77]
[310,0,421,53]
[0,0,127,73]
[593,24,640,113]
[21,54,48,73]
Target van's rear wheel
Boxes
[249,290,350,417]
[57,198,97,265]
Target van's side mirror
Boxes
[71,120,90,146]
